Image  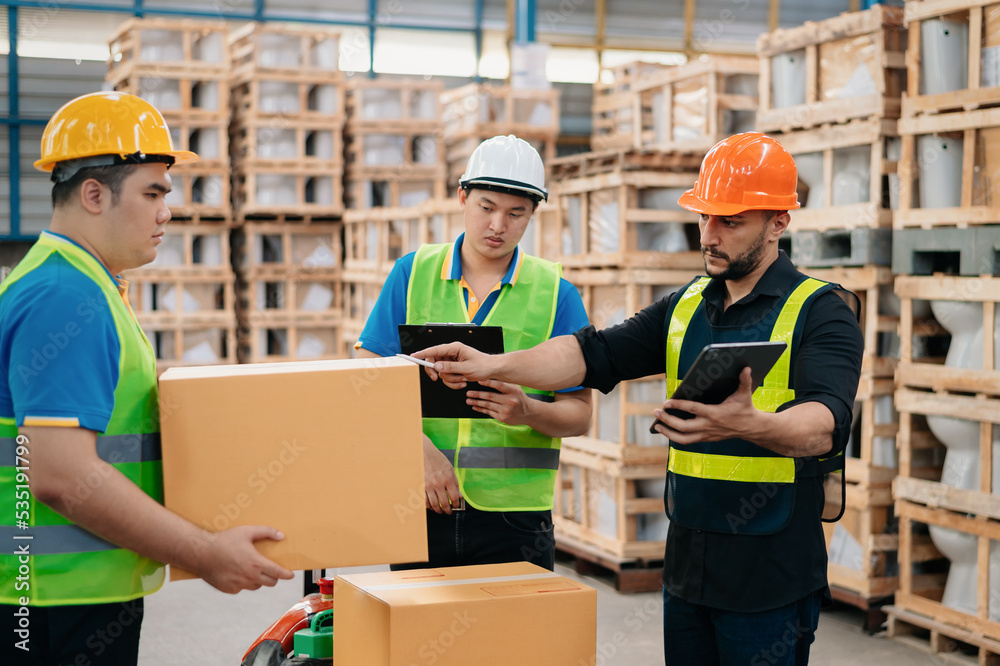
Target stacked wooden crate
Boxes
[440,82,560,184]
[232,222,343,363]
[229,23,344,220]
[345,77,446,209]
[591,61,671,151]
[755,6,914,611]
[545,149,705,589]
[591,56,758,154]
[228,23,344,363]
[107,19,237,369]
[883,1,1000,660]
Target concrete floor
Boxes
[138,564,941,665]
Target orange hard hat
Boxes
[678,132,800,216]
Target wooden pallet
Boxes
[886,604,1000,666]
[230,76,345,121]
[902,0,1000,118]
[591,60,673,151]
[345,130,445,177]
[239,310,343,364]
[893,501,1000,644]
[345,175,448,210]
[238,272,342,321]
[553,441,670,561]
[343,205,432,275]
[346,77,444,132]
[442,82,560,141]
[774,118,899,231]
[107,71,230,123]
[233,222,342,274]
[139,315,238,370]
[231,118,344,170]
[229,22,340,81]
[552,166,702,269]
[550,147,704,181]
[824,473,911,601]
[163,166,231,220]
[806,265,898,378]
[107,17,230,81]
[897,107,1000,228]
[755,5,907,132]
[626,55,760,154]
[555,532,664,594]
[234,166,343,219]
[168,119,229,171]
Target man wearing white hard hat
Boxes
[355,135,593,570]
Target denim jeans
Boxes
[663,586,823,666]
[391,504,555,571]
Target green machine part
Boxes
[293,609,334,659]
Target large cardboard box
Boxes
[333,562,597,665]
[159,358,428,577]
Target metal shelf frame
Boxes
[0,0,488,240]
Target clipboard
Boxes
[649,341,787,430]
[399,323,504,419]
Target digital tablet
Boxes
[649,341,788,431]
[399,323,504,419]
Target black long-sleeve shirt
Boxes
[573,251,864,612]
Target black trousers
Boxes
[391,504,556,571]
[0,598,144,666]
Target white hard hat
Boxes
[459,134,547,203]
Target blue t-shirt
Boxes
[357,234,590,392]
[0,232,122,432]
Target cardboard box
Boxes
[333,562,597,665]
[159,358,427,578]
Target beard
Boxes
[701,222,769,281]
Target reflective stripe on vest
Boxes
[668,448,795,484]
[407,242,563,511]
[665,277,828,484]
[0,234,165,606]
[0,433,161,467]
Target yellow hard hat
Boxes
[34,91,198,180]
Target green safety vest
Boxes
[0,234,164,606]
[664,274,843,534]
[407,243,562,511]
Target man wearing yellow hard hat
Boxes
[0,92,293,666]
[414,132,865,665]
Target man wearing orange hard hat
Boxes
[414,132,865,665]
[0,92,293,666]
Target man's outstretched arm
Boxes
[414,335,587,392]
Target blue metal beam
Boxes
[474,0,484,81]
[515,0,536,43]
[367,0,377,79]
[134,0,144,19]
[254,0,265,23]
[0,1,475,32]
[8,6,19,238]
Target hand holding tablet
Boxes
[649,341,788,433]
